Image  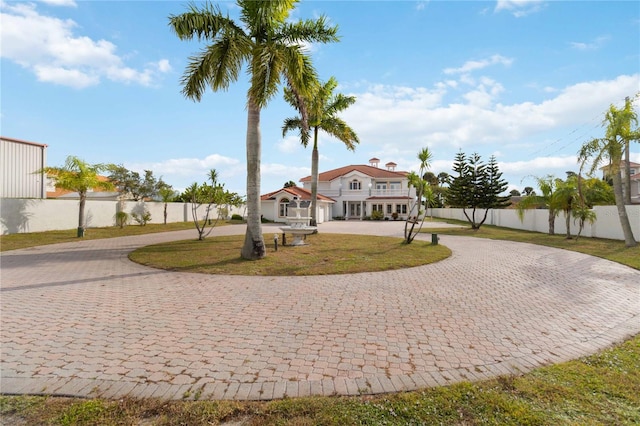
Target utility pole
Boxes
[624,96,632,205]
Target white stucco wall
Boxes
[0,198,244,234]
[430,205,640,241]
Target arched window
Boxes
[279,198,290,217]
[349,179,361,190]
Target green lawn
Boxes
[129,233,450,275]
[0,221,230,252]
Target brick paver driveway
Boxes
[1,221,638,400]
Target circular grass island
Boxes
[129,232,450,276]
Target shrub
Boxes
[231,214,243,221]
[131,210,151,226]
[371,210,384,221]
[115,211,129,228]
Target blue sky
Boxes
[2,0,639,196]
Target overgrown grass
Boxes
[129,233,450,275]
[2,336,638,425]
[0,221,241,252]
[422,218,640,270]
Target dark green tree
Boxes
[108,166,165,201]
[446,152,509,229]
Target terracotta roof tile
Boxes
[47,175,113,198]
[261,186,335,202]
[300,164,408,183]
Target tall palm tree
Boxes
[621,95,639,205]
[579,99,639,247]
[282,76,359,226]
[169,1,338,259]
[42,156,114,237]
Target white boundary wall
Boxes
[429,205,640,241]
[0,198,245,234]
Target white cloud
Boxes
[570,35,611,51]
[38,0,77,6]
[444,54,513,75]
[416,1,430,11]
[262,163,310,181]
[33,64,99,89]
[340,73,640,160]
[127,154,241,189]
[278,135,303,153]
[156,59,172,73]
[0,2,171,88]
[495,0,546,17]
[499,155,578,174]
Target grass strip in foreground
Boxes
[129,233,450,275]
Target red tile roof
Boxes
[300,164,408,183]
[47,175,113,198]
[600,161,640,170]
[261,186,335,202]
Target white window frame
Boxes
[279,198,289,217]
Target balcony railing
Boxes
[314,189,411,198]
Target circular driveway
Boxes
[1,222,638,401]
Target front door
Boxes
[349,203,361,218]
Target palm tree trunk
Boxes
[565,210,571,239]
[624,140,632,205]
[548,209,555,235]
[310,128,319,227]
[241,100,266,259]
[163,202,168,225]
[78,192,86,237]
[612,170,637,247]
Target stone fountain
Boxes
[279,198,317,246]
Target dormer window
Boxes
[349,179,361,190]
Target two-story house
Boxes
[299,158,415,220]
[601,160,640,203]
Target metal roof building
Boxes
[1,136,48,198]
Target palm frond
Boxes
[319,116,359,150]
[280,16,339,44]
[169,3,237,41]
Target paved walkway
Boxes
[1,221,638,401]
